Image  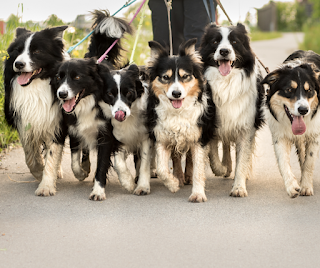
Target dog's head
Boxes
[262,62,320,135]
[148,38,204,109]
[100,64,144,122]
[52,58,103,114]
[200,23,254,76]
[7,26,68,86]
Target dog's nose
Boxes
[58,91,68,99]
[220,49,230,57]
[298,106,309,116]
[172,90,181,99]
[15,61,25,70]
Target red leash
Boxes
[97,0,148,64]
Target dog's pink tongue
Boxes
[219,61,231,76]
[171,100,182,109]
[62,98,76,113]
[115,111,125,122]
[17,72,32,85]
[292,115,306,135]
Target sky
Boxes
[0,0,294,24]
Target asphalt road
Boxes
[2,32,320,268]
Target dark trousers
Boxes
[149,0,210,55]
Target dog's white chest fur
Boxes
[69,96,105,150]
[205,66,258,140]
[11,78,61,144]
[154,95,204,152]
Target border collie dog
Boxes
[262,50,320,198]
[147,39,216,202]
[200,23,264,197]
[52,10,132,201]
[98,64,152,196]
[4,26,68,196]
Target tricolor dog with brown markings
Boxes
[262,50,320,198]
[146,38,216,202]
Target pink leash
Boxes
[97,0,148,64]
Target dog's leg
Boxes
[35,142,64,196]
[134,138,151,195]
[300,138,319,196]
[222,142,232,177]
[209,139,227,176]
[134,153,141,184]
[188,144,207,203]
[274,138,301,198]
[150,144,157,178]
[185,149,193,185]
[172,151,185,187]
[156,143,180,193]
[114,150,135,193]
[70,135,89,181]
[23,141,44,181]
[230,132,256,197]
[90,138,114,201]
[295,138,306,170]
[81,147,91,177]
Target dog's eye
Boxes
[56,76,61,81]
[213,40,218,44]
[74,76,80,80]
[126,91,133,97]
[232,41,237,44]
[107,92,113,97]
[162,75,170,80]
[182,74,190,79]
[33,50,41,55]
[286,88,292,93]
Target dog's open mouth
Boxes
[284,105,306,135]
[216,60,235,76]
[170,99,184,109]
[17,68,42,86]
[62,89,85,113]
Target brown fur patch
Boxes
[270,92,296,116]
[291,81,298,89]
[165,69,173,78]
[304,82,310,91]
[186,78,201,98]
[179,69,188,78]
[309,92,319,111]
[151,78,170,97]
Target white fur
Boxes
[213,28,236,62]
[294,97,310,116]
[57,81,75,100]
[68,95,105,150]
[13,34,34,73]
[98,17,124,38]
[90,179,106,201]
[166,73,187,100]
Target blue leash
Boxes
[67,0,138,54]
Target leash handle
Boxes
[67,0,138,54]
[97,0,148,64]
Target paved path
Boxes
[2,33,320,268]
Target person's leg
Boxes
[183,0,210,49]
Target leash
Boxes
[202,0,217,23]
[67,0,138,54]
[164,0,173,56]
[129,0,149,64]
[97,0,148,64]
[215,0,270,74]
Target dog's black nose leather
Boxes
[15,61,25,70]
[172,90,181,98]
[220,49,230,57]
[298,106,309,116]
[59,91,68,99]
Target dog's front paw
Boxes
[89,190,106,201]
[119,175,135,193]
[285,180,301,198]
[74,169,89,181]
[230,185,248,197]
[184,174,193,185]
[133,185,150,196]
[35,184,56,196]
[164,178,180,193]
[188,192,207,203]
[300,186,314,196]
[214,165,228,177]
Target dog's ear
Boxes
[236,23,248,34]
[148,41,168,60]
[309,63,320,81]
[179,38,197,57]
[128,64,139,76]
[16,27,30,37]
[261,70,282,96]
[44,26,68,39]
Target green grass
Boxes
[249,30,282,42]
[299,23,320,54]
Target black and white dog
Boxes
[147,39,216,202]
[262,50,320,198]
[99,64,153,195]
[4,26,69,196]
[200,23,264,197]
[52,10,133,200]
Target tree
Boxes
[45,14,65,27]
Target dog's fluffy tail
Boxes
[85,10,133,66]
